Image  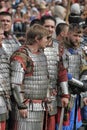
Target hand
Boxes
[19,109,28,118]
[61,97,69,107]
[83,97,87,105]
[51,89,57,96]
[47,104,53,112]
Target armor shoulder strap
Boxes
[62,49,70,69]
[11,46,33,74]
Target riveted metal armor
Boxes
[0,48,11,94]
[79,45,87,107]
[67,54,81,79]
[63,49,82,80]
[0,48,11,121]
[44,40,59,88]
[44,40,59,115]
[63,47,87,108]
[63,48,83,93]
[80,70,87,108]
[2,35,21,59]
[23,50,49,100]
[11,48,50,130]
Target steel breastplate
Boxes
[44,41,59,88]
[67,53,82,94]
[2,36,20,58]
[67,54,81,79]
[24,50,49,100]
[0,50,11,95]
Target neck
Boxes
[57,35,62,42]
[27,44,39,53]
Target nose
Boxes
[3,35,5,38]
[49,27,53,32]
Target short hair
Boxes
[69,23,83,34]
[40,15,56,25]
[56,22,69,36]
[30,19,41,27]
[0,11,12,18]
[26,24,49,45]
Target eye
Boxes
[45,25,55,28]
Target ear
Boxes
[35,36,39,43]
[60,32,64,37]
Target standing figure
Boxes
[40,15,70,130]
[0,11,21,130]
[0,11,21,60]
[10,24,51,130]
[56,23,87,130]
[0,22,11,130]
[55,22,71,130]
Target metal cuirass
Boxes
[11,49,50,130]
[67,54,81,79]
[0,96,7,121]
[44,40,59,88]
[24,49,49,100]
[63,49,82,94]
[2,35,21,59]
[0,48,11,95]
[44,40,59,115]
[0,48,10,121]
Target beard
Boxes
[4,31,11,37]
[71,40,80,48]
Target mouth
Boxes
[47,36,52,40]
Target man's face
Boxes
[69,32,82,47]
[0,29,5,47]
[38,36,50,49]
[43,19,55,37]
[0,15,12,32]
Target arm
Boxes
[58,63,70,107]
[11,60,27,108]
[80,69,87,106]
[11,60,28,117]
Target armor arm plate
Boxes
[12,84,27,109]
[80,70,87,98]
[58,61,69,97]
[60,81,69,96]
[11,61,27,109]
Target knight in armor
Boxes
[40,15,70,130]
[55,22,71,130]
[10,24,52,130]
[56,23,87,130]
[0,11,21,60]
[0,11,21,130]
[0,22,11,130]
[79,45,87,129]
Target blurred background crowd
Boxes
[0,0,87,44]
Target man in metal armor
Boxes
[0,11,21,60]
[0,22,11,130]
[10,24,52,130]
[58,24,87,130]
[79,45,87,129]
[0,11,21,130]
[55,22,71,130]
[41,15,70,130]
